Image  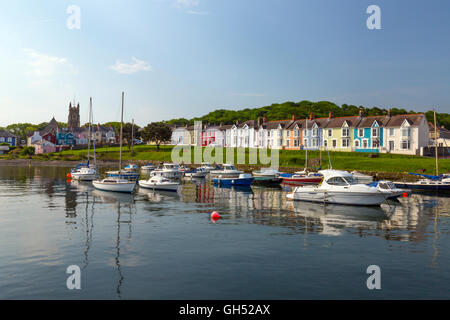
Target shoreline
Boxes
[0,158,420,181]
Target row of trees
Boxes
[165,100,450,130]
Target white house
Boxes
[384,114,429,155]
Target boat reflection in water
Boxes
[137,187,180,203]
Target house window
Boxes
[402,128,411,137]
[358,129,364,137]
[372,128,379,137]
[401,140,411,150]
[324,140,328,147]
[268,131,271,137]
[0,138,4,142]
[286,140,290,147]
[303,139,308,147]
[389,128,395,136]
[312,138,318,147]
[363,140,368,148]
[294,130,299,137]
[373,139,380,148]
[342,128,349,137]
[342,139,349,148]
[355,140,360,148]
[327,129,332,137]
[332,140,337,148]
[312,128,318,137]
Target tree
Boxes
[141,122,172,150]
[21,146,35,159]
[122,122,141,149]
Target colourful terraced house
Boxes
[303,116,328,150]
[353,114,390,153]
[322,115,359,151]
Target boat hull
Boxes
[71,173,97,181]
[92,180,136,193]
[394,182,450,192]
[287,189,386,206]
[213,177,254,186]
[138,180,179,191]
[282,177,323,185]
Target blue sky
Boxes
[0,0,449,126]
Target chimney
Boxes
[220,122,224,127]
[291,114,296,121]
[263,116,267,123]
[359,108,364,117]
[235,120,239,125]
[328,111,333,119]
[257,117,262,126]
[309,113,314,120]
[387,109,392,117]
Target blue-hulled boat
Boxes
[394,173,450,192]
[213,173,254,186]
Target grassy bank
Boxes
[1,144,445,174]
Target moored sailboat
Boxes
[92,92,136,193]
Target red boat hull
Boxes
[281,177,323,185]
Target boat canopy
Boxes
[319,170,353,180]
[408,173,443,181]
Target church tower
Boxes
[68,102,80,131]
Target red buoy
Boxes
[211,211,221,221]
[402,192,408,198]
[67,173,72,178]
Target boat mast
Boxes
[434,109,439,176]
[305,116,308,170]
[131,118,134,162]
[119,92,124,173]
[87,97,92,164]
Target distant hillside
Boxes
[165,100,450,129]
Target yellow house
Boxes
[323,116,360,151]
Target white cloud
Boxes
[174,0,200,8]
[187,10,209,15]
[110,57,152,74]
[23,48,77,77]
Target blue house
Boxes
[354,115,389,153]
[0,130,17,147]
[57,130,76,146]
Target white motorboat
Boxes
[92,92,136,194]
[200,162,217,172]
[286,169,387,206]
[368,180,410,199]
[71,166,98,181]
[138,175,180,192]
[351,171,374,184]
[210,164,243,178]
[252,168,281,179]
[184,167,209,178]
[151,163,183,179]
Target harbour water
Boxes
[0,165,449,299]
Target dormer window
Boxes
[402,128,411,137]
[312,128,318,137]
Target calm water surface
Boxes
[0,165,449,299]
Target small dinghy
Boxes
[213,173,254,187]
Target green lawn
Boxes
[49,145,450,174]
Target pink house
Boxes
[33,140,58,154]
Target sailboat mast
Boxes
[119,92,124,173]
[305,116,308,170]
[131,118,134,162]
[434,109,439,176]
[87,97,92,164]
